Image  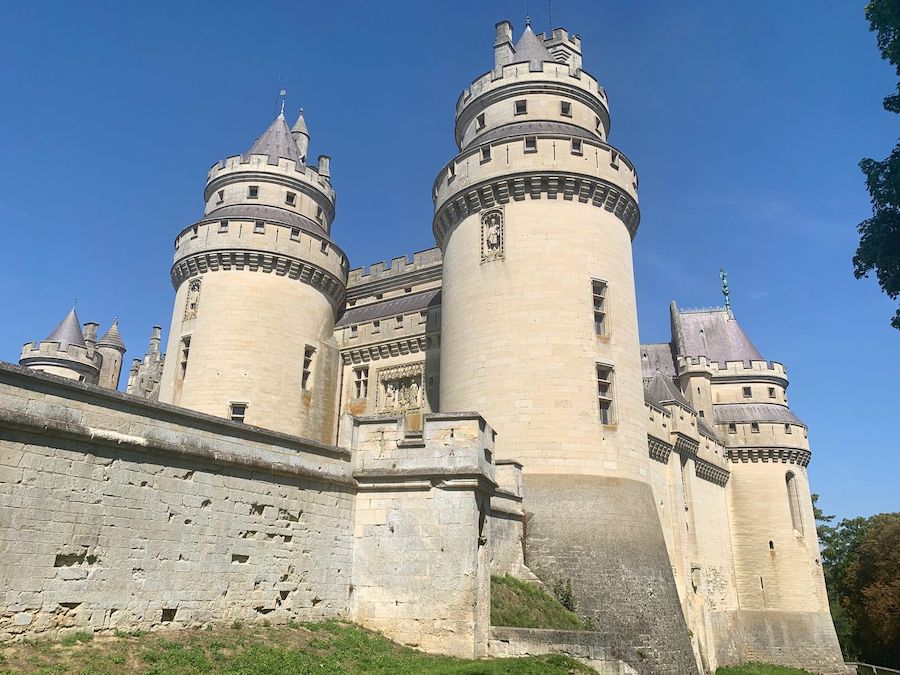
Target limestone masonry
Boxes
[1,18,849,675]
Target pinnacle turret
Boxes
[97,318,126,351]
[291,109,310,162]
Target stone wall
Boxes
[489,627,639,675]
[0,363,354,640]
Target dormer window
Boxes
[285,191,296,206]
[476,113,485,130]
[254,221,265,234]
[248,185,259,199]
[524,136,537,153]
[515,100,527,115]
[561,101,572,117]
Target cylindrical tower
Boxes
[434,21,697,673]
[157,110,348,443]
[19,307,102,384]
[96,319,126,389]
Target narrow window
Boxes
[769,540,775,550]
[524,136,537,153]
[372,320,381,333]
[698,410,705,418]
[476,113,485,130]
[514,99,527,115]
[350,325,358,338]
[727,423,737,434]
[560,101,572,117]
[316,206,324,223]
[786,472,804,533]
[571,139,583,155]
[320,240,328,254]
[404,287,412,294]
[285,191,296,206]
[768,387,776,398]
[395,315,403,326]
[190,225,198,239]
[448,163,456,179]
[254,221,265,234]
[179,336,191,377]
[302,345,316,390]
[751,422,760,433]
[742,386,752,398]
[248,185,259,199]
[610,150,620,169]
[592,280,608,335]
[596,364,615,425]
[229,403,247,424]
[290,227,301,241]
[785,423,792,434]
[219,220,229,233]
[374,293,383,300]
[481,146,491,162]
[217,189,224,204]
[354,367,369,399]
[419,310,428,325]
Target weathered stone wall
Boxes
[345,413,495,658]
[0,364,354,641]
[524,474,699,675]
[489,460,529,578]
[488,627,639,675]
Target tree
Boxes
[855,0,900,330]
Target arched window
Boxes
[786,471,803,534]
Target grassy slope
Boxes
[0,620,594,674]
[490,575,583,630]
[716,663,812,675]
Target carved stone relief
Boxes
[376,362,425,413]
[184,278,201,321]
[480,208,504,263]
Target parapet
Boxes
[676,355,788,383]
[19,340,102,378]
[347,248,443,287]
[205,153,335,205]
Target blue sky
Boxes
[0,1,896,521]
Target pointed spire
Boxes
[97,318,126,351]
[45,307,86,348]
[512,24,555,67]
[246,114,303,164]
[720,267,733,318]
[291,108,310,161]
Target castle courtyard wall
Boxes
[0,363,354,640]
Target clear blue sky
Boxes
[0,2,896,521]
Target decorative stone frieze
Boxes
[726,446,811,467]
[340,335,437,365]
[674,432,700,457]
[694,457,730,486]
[648,434,673,464]
[376,362,425,413]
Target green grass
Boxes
[0,620,594,674]
[490,574,584,630]
[716,663,812,675]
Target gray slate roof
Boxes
[205,204,329,239]
[511,26,556,66]
[475,121,598,145]
[714,403,805,427]
[291,110,308,136]
[673,308,763,366]
[245,114,303,165]
[97,319,125,350]
[641,343,677,378]
[45,308,86,348]
[336,289,441,327]
[644,371,693,411]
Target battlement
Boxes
[19,340,102,374]
[457,61,606,118]
[206,153,335,204]
[347,248,442,286]
[676,355,788,381]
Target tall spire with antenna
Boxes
[720,267,733,318]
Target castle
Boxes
[0,19,848,674]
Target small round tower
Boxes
[96,319,126,389]
[157,110,348,443]
[19,307,102,383]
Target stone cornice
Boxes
[340,333,439,365]
[673,432,700,457]
[725,446,811,467]
[694,457,730,487]
[432,171,640,248]
[171,249,346,313]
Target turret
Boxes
[291,109,309,162]
[157,109,348,442]
[83,321,99,348]
[96,319,126,389]
[19,307,102,383]
[433,21,695,673]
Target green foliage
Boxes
[58,631,93,646]
[552,578,576,613]
[0,621,594,674]
[715,663,811,675]
[491,574,584,630]
[814,497,900,667]
[856,0,900,329]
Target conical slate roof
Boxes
[245,113,303,164]
[291,109,308,136]
[97,319,125,350]
[45,307,86,348]
[644,370,693,411]
[511,25,555,66]
[673,308,764,366]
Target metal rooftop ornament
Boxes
[720,267,733,318]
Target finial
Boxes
[525,0,531,27]
[279,89,286,117]
[720,267,733,318]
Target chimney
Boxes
[494,20,514,70]
[317,155,331,179]
[83,322,99,348]
[149,326,161,355]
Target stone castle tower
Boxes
[155,110,347,443]
[433,20,696,670]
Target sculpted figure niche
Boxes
[377,363,425,413]
[481,209,504,262]
[184,278,201,321]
